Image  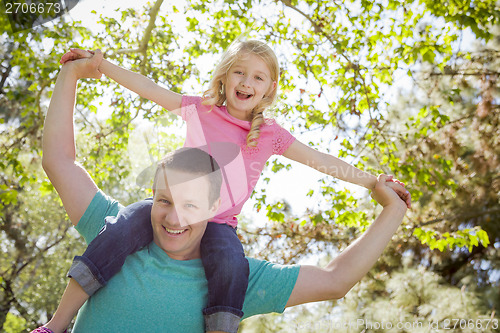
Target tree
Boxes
[239,1,499,330]
[0,7,178,329]
[1,0,498,331]
[1,14,80,328]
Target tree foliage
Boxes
[1,0,498,331]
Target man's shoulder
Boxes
[75,190,123,244]
[243,257,301,319]
[247,257,300,279]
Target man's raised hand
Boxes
[371,174,409,209]
[60,49,103,80]
[385,179,412,209]
[60,48,96,64]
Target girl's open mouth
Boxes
[236,91,252,100]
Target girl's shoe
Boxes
[31,328,54,333]
[31,328,67,333]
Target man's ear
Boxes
[210,197,221,216]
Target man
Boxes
[41,50,408,332]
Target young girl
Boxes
[34,40,410,333]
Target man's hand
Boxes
[371,174,409,209]
[386,178,411,209]
[60,49,103,80]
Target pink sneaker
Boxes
[31,328,54,333]
[31,328,67,333]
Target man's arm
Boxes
[42,51,104,225]
[61,49,183,112]
[285,174,407,307]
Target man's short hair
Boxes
[152,148,222,206]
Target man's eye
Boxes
[160,199,171,204]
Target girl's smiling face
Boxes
[223,52,277,121]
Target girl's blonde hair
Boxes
[202,40,280,147]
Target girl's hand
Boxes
[61,49,103,80]
[371,174,408,209]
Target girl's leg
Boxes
[201,222,249,333]
[32,198,154,332]
[68,198,154,295]
[43,279,87,333]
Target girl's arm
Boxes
[60,48,183,113]
[283,140,411,208]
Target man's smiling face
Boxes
[151,168,220,260]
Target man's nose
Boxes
[167,208,181,225]
[167,208,191,227]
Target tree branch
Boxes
[0,64,12,94]
[278,0,351,63]
[427,70,500,76]
[109,0,165,74]
[0,42,14,94]
[416,208,500,228]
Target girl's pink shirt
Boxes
[180,95,296,227]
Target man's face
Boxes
[151,169,220,260]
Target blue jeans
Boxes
[68,198,248,333]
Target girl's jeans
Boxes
[68,198,249,333]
